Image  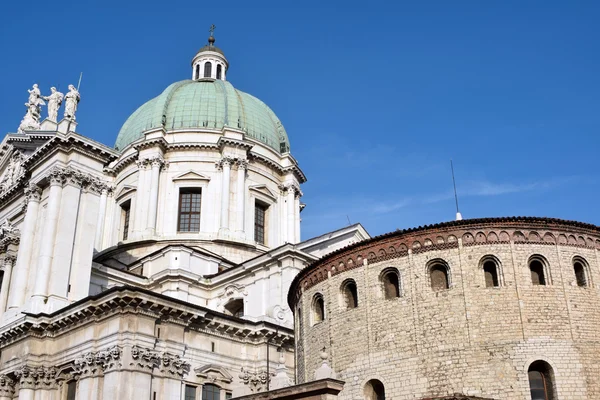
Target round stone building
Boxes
[288,217,600,400]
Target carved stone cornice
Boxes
[73,346,121,378]
[14,365,57,390]
[0,374,15,397]
[130,345,160,371]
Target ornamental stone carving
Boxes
[63,85,80,122]
[14,365,57,390]
[239,367,272,393]
[0,152,25,194]
[0,375,15,397]
[235,158,248,170]
[18,84,44,133]
[279,182,302,198]
[73,346,121,378]
[136,156,167,170]
[44,167,109,193]
[160,353,191,377]
[215,156,235,170]
[130,345,160,371]
[24,182,42,202]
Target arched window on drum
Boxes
[380,268,401,299]
[429,260,450,290]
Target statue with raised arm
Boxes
[43,87,64,123]
[64,84,80,121]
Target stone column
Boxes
[218,157,233,233]
[31,169,64,312]
[8,183,41,310]
[295,196,301,243]
[132,158,149,239]
[94,187,108,251]
[0,254,16,314]
[0,375,15,400]
[235,159,247,238]
[286,185,296,243]
[146,157,164,234]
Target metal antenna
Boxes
[77,72,83,91]
[450,160,463,221]
[346,215,351,226]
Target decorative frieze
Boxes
[129,346,190,376]
[14,365,57,390]
[73,346,122,378]
[160,353,191,377]
[130,345,160,371]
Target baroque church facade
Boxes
[0,33,368,399]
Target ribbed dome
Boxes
[115,79,290,153]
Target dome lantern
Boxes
[192,25,229,81]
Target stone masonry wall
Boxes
[292,219,600,400]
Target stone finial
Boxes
[314,348,336,380]
[270,351,293,390]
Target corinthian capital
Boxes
[215,156,235,170]
[24,182,42,202]
[279,182,302,198]
[0,374,14,397]
[48,167,67,186]
[130,345,160,371]
[235,158,249,170]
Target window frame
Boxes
[572,256,591,288]
[340,279,359,310]
[254,201,268,245]
[528,255,551,286]
[204,61,212,78]
[201,383,221,400]
[480,255,503,288]
[120,199,132,241]
[427,259,451,291]
[184,384,197,400]
[380,267,401,299]
[527,360,556,400]
[311,293,325,325]
[177,188,202,233]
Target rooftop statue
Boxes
[64,84,80,122]
[27,84,45,110]
[43,87,64,123]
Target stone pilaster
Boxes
[235,158,248,238]
[8,183,40,310]
[217,156,235,234]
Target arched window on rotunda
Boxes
[380,268,401,299]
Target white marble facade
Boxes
[0,38,369,400]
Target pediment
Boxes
[115,185,136,200]
[249,184,277,201]
[194,364,233,383]
[172,170,211,182]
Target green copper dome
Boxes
[115,79,290,153]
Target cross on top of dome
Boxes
[192,24,228,81]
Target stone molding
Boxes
[130,346,190,377]
[288,217,600,305]
[13,365,57,390]
[0,287,294,348]
[0,375,15,397]
[73,346,122,378]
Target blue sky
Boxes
[1,1,599,239]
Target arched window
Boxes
[216,64,222,80]
[529,257,548,286]
[312,294,325,324]
[364,379,385,400]
[195,64,200,80]
[224,299,244,318]
[202,383,221,400]
[429,261,449,290]
[483,259,500,287]
[573,257,589,287]
[341,280,358,309]
[528,361,555,400]
[381,268,400,299]
[204,62,212,78]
